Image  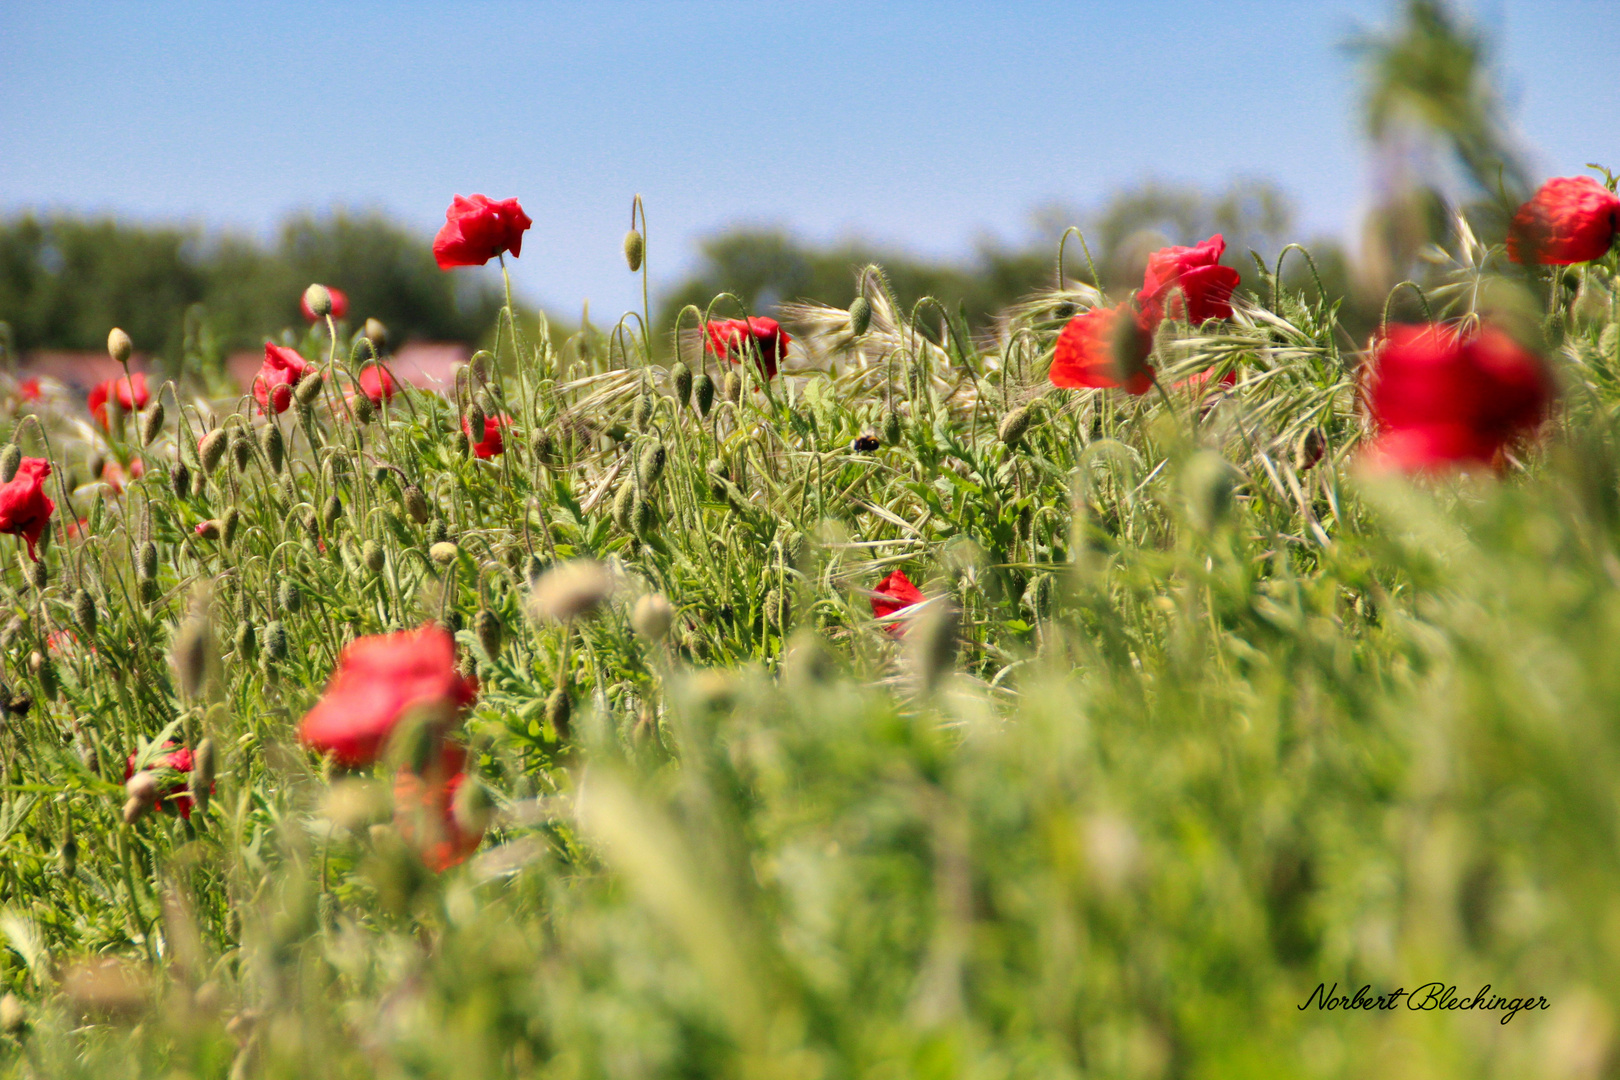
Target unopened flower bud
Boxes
[60,820,77,878]
[190,738,215,814]
[322,494,342,532]
[26,557,46,590]
[882,410,902,446]
[199,429,228,474]
[998,405,1032,449]
[763,587,791,630]
[531,431,556,464]
[277,581,301,614]
[631,593,674,643]
[636,440,666,489]
[234,621,257,661]
[429,541,459,566]
[905,599,960,694]
[138,541,158,581]
[623,229,644,272]
[1109,307,1152,386]
[107,327,133,364]
[230,430,252,472]
[294,372,324,406]
[612,480,635,531]
[259,423,284,473]
[351,393,374,424]
[528,559,612,623]
[693,372,715,417]
[0,444,19,483]
[139,401,165,446]
[221,507,240,547]
[630,498,654,537]
[72,589,97,635]
[361,540,384,574]
[264,620,288,661]
[465,401,486,442]
[402,484,430,524]
[474,608,502,658]
[545,687,572,740]
[364,318,388,348]
[194,519,220,541]
[302,284,333,319]
[670,362,693,408]
[632,393,654,432]
[125,770,159,815]
[469,350,494,382]
[848,295,872,336]
[723,370,743,403]
[170,460,191,498]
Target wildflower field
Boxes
[3,9,1620,1078]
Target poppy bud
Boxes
[1181,451,1236,532]
[362,540,384,574]
[763,588,790,630]
[277,581,301,614]
[107,327,133,364]
[194,519,220,542]
[170,460,190,498]
[723,371,743,403]
[0,444,19,483]
[73,589,97,635]
[230,430,251,472]
[60,819,77,878]
[545,687,572,740]
[882,410,902,446]
[222,507,241,547]
[531,431,556,464]
[905,600,960,694]
[631,593,674,643]
[469,350,494,382]
[465,401,486,443]
[234,621,257,661]
[294,372,324,407]
[303,284,333,320]
[429,519,450,546]
[125,769,159,818]
[402,484,430,524]
[190,738,215,815]
[25,556,46,590]
[430,541,459,566]
[529,560,613,623]
[322,495,342,532]
[670,362,693,408]
[264,620,288,661]
[612,480,635,531]
[998,405,1032,449]
[138,541,158,581]
[693,372,715,417]
[256,422,283,474]
[636,440,666,489]
[198,429,228,474]
[474,608,502,658]
[632,393,654,433]
[848,295,872,337]
[139,401,165,446]
[623,229,644,272]
[364,317,388,348]
[1296,429,1326,472]
[352,393,375,425]
[631,498,654,537]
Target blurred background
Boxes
[1,0,1616,373]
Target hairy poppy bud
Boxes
[763,587,790,630]
[234,621,257,661]
[72,589,97,636]
[630,498,654,537]
[474,608,502,658]
[352,393,375,424]
[429,519,450,546]
[194,519,221,542]
[465,401,486,444]
[1296,429,1326,472]
[529,560,612,623]
[632,393,654,433]
[636,440,666,489]
[230,430,252,472]
[670,362,692,408]
[0,444,19,484]
[277,580,301,614]
[469,350,494,383]
[1181,450,1237,531]
[170,459,191,498]
[258,422,284,473]
[998,405,1032,449]
[60,820,77,878]
[623,229,644,272]
[612,480,635,531]
[361,540,384,574]
[429,541,459,566]
[197,429,227,474]
[693,372,715,417]
[190,738,216,815]
[125,769,159,817]
[264,620,288,661]
[848,295,872,336]
[322,495,342,532]
[221,507,241,547]
[545,687,572,740]
[631,593,674,643]
[364,317,388,348]
[882,409,902,446]
[139,401,165,446]
[303,284,333,320]
[531,431,556,464]
[138,541,158,581]
[723,370,743,403]
[395,485,427,526]
[294,371,324,407]
[27,557,46,591]
[107,327,133,364]
[1109,307,1152,386]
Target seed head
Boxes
[693,373,715,417]
[199,429,228,474]
[429,541,459,566]
[107,327,133,364]
[303,284,334,319]
[529,559,613,623]
[848,295,872,337]
[670,362,693,408]
[545,687,572,740]
[474,608,503,658]
[139,401,165,446]
[631,593,674,643]
[402,484,430,524]
[0,445,19,483]
[998,405,1033,449]
[623,229,644,272]
[636,440,666,489]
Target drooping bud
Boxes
[531,431,556,464]
[230,430,251,472]
[277,581,301,614]
[636,440,666,489]
[139,401,165,446]
[402,484,430,524]
[60,818,77,878]
[998,405,1032,449]
[848,295,872,337]
[322,494,342,532]
[302,284,333,319]
[124,770,159,824]
[1109,306,1152,387]
[107,327,133,364]
[882,409,902,446]
[469,350,495,383]
[221,507,240,547]
[351,393,375,424]
[259,422,284,473]
[0,444,19,483]
[623,229,644,272]
[294,371,324,406]
[73,589,97,635]
[670,362,692,408]
[631,593,674,643]
[429,519,450,546]
[170,459,191,498]
[429,541,459,566]
[612,480,635,532]
[199,429,228,474]
[545,687,572,740]
[632,393,654,433]
[529,559,613,623]
[723,370,743,403]
[361,540,384,574]
[194,519,220,542]
[474,609,503,658]
[1181,450,1237,532]
[190,738,216,815]
[234,621,257,661]
[264,620,288,661]
[630,498,654,537]
[173,608,214,698]
[904,599,960,694]
[763,587,791,631]
[26,556,46,591]
[138,541,158,581]
[693,372,715,417]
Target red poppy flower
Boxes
[100,457,144,495]
[870,568,926,637]
[300,285,350,322]
[254,343,314,415]
[87,373,149,429]
[357,365,398,405]
[703,317,791,380]
[432,194,533,269]
[1049,304,1154,395]
[124,744,204,820]
[462,414,511,459]
[1364,323,1553,472]
[1507,177,1620,265]
[0,458,55,561]
[16,378,41,403]
[394,741,484,872]
[298,624,478,768]
[1136,234,1240,329]
[1176,367,1238,393]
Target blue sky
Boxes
[2,1,1616,319]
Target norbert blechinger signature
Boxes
[1299,982,1549,1025]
